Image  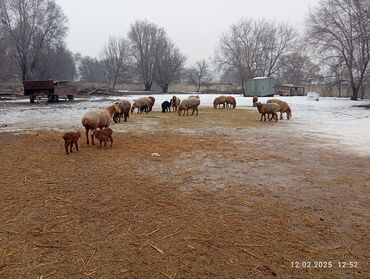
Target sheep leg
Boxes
[65,142,69,155]
[85,128,89,144]
[195,108,198,116]
[75,141,79,151]
[274,113,278,122]
[260,113,263,121]
[70,143,73,153]
[280,112,283,120]
[91,129,96,145]
[191,108,195,116]
[109,136,113,147]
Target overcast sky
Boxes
[56,0,320,65]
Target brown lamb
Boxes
[93,128,113,148]
[63,131,81,155]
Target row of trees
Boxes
[0,0,369,98]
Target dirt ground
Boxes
[0,108,369,279]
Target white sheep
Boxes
[170,96,181,112]
[131,97,152,113]
[267,99,292,120]
[213,95,227,109]
[225,96,236,109]
[178,97,201,116]
[256,102,280,122]
[81,104,120,145]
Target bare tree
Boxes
[32,43,76,81]
[154,30,186,93]
[78,55,105,83]
[278,52,321,85]
[0,0,68,81]
[306,0,370,100]
[259,23,297,77]
[187,59,213,92]
[214,18,296,94]
[100,37,132,89]
[323,57,348,97]
[0,26,18,81]
[128,20,160,91]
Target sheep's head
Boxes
[107,104,121,115]
[178,106,183,115]
[105,127,113,135]
[131,101,137,113]
[287,111,292,120]
[112,103,121,113]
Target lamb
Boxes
[170,96,181,112]
[225,96,236,109]
[82,104,120,145]
[213,96,227,109]
[93,127,113,148]
[267,99,292,120]
[252,96,258,107]
[161,101,171,113]
[131,97,152,113]
[62,131,81,155]
[113,100,131,123]
[256,102,280,122]
[178,96,201,116]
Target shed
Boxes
[278,84,305,96]
[244,77,275,97]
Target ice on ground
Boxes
[0,94,369,155]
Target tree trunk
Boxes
[360,84,366,100]
[241,80,246,96]
[351,87,359,100]
[144,81,152,91]
[161,83,169,93]
[338,83,341,98]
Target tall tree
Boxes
[187,59,213,92]
[78,55,105,83]
[306,0,370,100]
[154,30,186,93]
[214,18,296,94]
[0,0,68,80]
[128,20,161,91]
[0,26,18,81]
[100,37,132,89]
[32,43,76,81]
[278,52,321,84]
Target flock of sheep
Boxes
[62,95,292,155]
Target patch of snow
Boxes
[1,95,369,156]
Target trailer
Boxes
[244,77,275,97]
[23,80,78,103]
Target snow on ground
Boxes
[1,94,370,155]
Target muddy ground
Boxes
[0,108,369,278]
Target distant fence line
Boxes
[304,83,370,99]
[1,81,369,99]
[74,82,242,94]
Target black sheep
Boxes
[161,101,171,113]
